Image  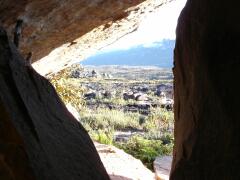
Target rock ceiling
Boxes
[0,0,173,75]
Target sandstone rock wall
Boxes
[0,27,109,180]
[0,0,172,75]
[171,0,240,179]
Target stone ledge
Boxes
[95,142,156,180]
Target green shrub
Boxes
[160,132,174,145]
[144,107,174,132]
[90,130,114,145]
[80,108,141,130]
[49,68,86,110]
[115,135,173,170]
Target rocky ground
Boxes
[74,65,174,113]
[50,64,174,178]
[95,142,172,180]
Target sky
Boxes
[103,0,187,51]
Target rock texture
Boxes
[0,27,109,180]
[171,0,240,179]
[1,0,240,179]
[0,0,172,75]
[94,142,155,180]
[0,100,35,180]
[154,156,172,180]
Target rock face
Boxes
[94,142,155,180]
[0,0,171,75]
[171,0,240,179]
[0,99,36,180]
[1,0,240,179]
[154,156,172,180]
[0,27,109,180]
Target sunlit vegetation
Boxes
[49,64,174,170]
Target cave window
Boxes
[49,0,186,176]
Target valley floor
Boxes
[49,64,174,173]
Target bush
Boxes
[115,135,173,170]
[80,108,141,130]
[144,107,174,132]
[90,130,114,145]
[160,132,174,145]
[49,68,86,110]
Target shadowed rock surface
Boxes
[0,0,240,179]
[0,0,172,75]
[171,0,240,179]
[0,27,109,180]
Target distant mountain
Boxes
[81,39,175,68]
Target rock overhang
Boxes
[0,0,173,75]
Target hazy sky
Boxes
[103,0,187,51]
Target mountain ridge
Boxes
[82,39,175,68]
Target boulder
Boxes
[156,84,173,99]
[154,156,172,180]
[70,70,81,78]
[137,85,149,92]
[123,92,135,101]
[0,27,109,180]
[95,142,155,180]
[160,98,174,111]
[102,73,113,79]
[84,91,97,100]
[156,84,173,92]
[102,91,112,99]
[124,103,151,115]
[91,70,100,78]
[135,94,149,101]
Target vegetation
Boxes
[90,129,114,145]
[115,136,173,169]
[49,64,174,170]
[80,108,141,130]
[49,66,86,110]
